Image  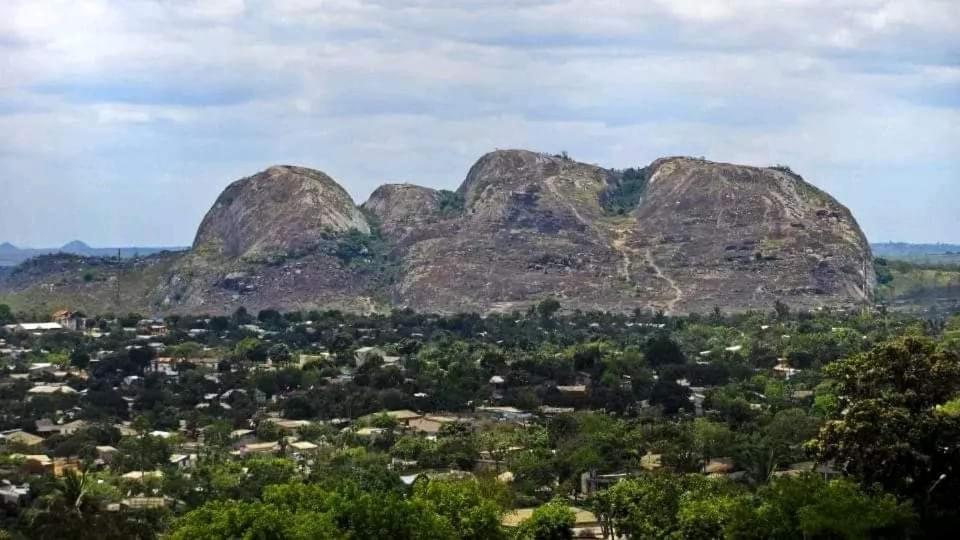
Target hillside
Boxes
[0,150,875,316]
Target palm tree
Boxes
[57,469,90,514]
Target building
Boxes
[502,507,605,539]
[120,470,164,482]
[52,310,86,332]
[5,322,64,334]
[27,385,79,397]
[384,410,423,425]
[354,346,386,368]
[1,430,44,448]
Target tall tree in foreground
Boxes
[814,336,960,534]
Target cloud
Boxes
[0,0,958,246]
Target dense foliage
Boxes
[0,300,957,538]
[602,167,650,215]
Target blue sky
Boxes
[0,0,958,247]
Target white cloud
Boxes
[0,0,957,245]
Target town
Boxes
[0,301,956,538]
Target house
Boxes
[773,359,801,380]
[53,458,82,477]
[28,384,79,396]
[354,346,386,368]
[640,453,663,471]
[2,430,44,448]
[169,453,197,470]
[119,496,174,510]
[13,454,53,474]
[704,457,737,476]
[0,481,30,505]
[121,470,164,482]
[384,410,423,425]
[229,429,257,448]
[114,423,138,437]
[239,442,280,455]
[289,441,319,453]
[7,323,63,334]
[28,363,58,378]
[539,406,575,416]
[96,446,119,464]
[273,419,312,433]
[774,461,841,480]
[503,507,604,539]
[556,385,588,397]
[406,416,457,437]
[581,471,632,496]
[475,406,532,422]
[35,419,87,436]
[52,310,86,332]
[299,353,331,367]
[143,322,169,337]
[354,427,386,438]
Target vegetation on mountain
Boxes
[601,167,649,215]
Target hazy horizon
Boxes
[1,1,958,246]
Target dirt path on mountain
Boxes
[645,248,683,314]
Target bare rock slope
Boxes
[193,165,369,260]
[0,150,874,315]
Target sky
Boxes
[0,0,958,247]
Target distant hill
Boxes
[872,242,960,265]
[0,241,188,267]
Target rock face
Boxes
[626,158,874,313]
[0,150,874,315]
[363,183,444,239]
[193,165,369,260]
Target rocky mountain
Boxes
[0,150,874,316]
[193,165,369,260]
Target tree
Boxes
[735,408,819,482]
[70,349,91,370]
[170,342,202,361]
[691,418,734,468]
[412,478,506,540]
[736,474,914,539]
[516,500,574,540]
[235,337,268,363]
[595,474,685,539]
[773,299,790,320]
[269,343,293,364]
[650,379,691,414]
[644,333,685,367]
[536,298,562,322]
[814,336,960,533]
[0,304,15,325]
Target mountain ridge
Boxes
[0,149,875,316]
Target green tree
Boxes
[235,337,268,363]
[413,478,506,540]
[536,298,562,322]
[0,303,15,325]
[814,336,960,526]
[516,500,574,540]
[738,474,914,539]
